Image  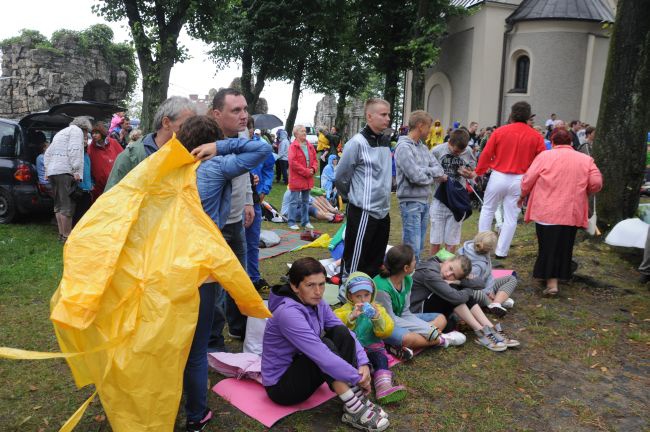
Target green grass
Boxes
[1,183,649,431]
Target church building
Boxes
[403,0,617,128]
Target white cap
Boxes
[254,129,261,134]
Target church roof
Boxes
[507,0,615,24]
[450,0,485,7]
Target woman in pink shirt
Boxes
[518,129,602,295]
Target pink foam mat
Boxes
[212,379,335,428]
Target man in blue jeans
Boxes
[246,126,276,291]
[208,88,256,347]
[394,110,446,261]
[178,115,272,431]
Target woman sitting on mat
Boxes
[262,257,390,431]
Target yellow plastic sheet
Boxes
[1,137,271,431]
[293,233,332,251]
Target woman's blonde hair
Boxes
[474,231,497,254]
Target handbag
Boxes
[69,182,85,201]
[586,197,598,235]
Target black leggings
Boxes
[265,325,357,405]
[422,293,479,318]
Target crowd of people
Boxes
[38,90,603,431]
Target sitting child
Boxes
[374,245,466,360]
[410,254,520,352]
[459,231,517,317]
[335,272,407,404]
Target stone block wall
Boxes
[0,35,128,119]
[314,95,365,138]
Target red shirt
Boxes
[476,122,546,176]
[87,137,123,198]
[521,145,602,228]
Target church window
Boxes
[513,55,530,93]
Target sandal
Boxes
[341,404,390,432]
[542,287,558,296]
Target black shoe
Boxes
[571,260,579,275]
[639,274,650,284]
[495,255,507,260]
[253,278,270,291]
[186,410,212,432]
[228,331,243,340]
[487,303,508,318]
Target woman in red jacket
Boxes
[88,123,123,200]
[288,125,318,230]
[518,129,602,295]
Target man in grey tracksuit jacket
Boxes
[394,114,445,261]
[335,100,393,279]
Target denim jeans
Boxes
[245,203,262,282]
[399,201,430,261]
[184,282,216,422]
[288,189,310,226]
[209,220,247,346]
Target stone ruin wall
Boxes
[0,34,128,119]
[314,95,365,139]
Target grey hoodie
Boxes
[409,258,483,313]
[394,135,444,203]
[335,132,392,219]
[458,240,494,294]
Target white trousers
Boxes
[478,171,523,257]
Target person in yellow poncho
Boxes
[425,119,445,149]
[34,116,272,431]
[335,272,406,404]
[316,127,330,175]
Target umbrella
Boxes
[252,114,283,130]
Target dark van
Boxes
[0,101,123,223]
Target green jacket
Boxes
[105,138,147,191]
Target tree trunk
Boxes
[138,56,172,133]
[410,0,428,112]
[383,67,400,126]
[249,66,268,114]
[240,43,254,104]
[335,88,348,136]
[285,58,306,136]
[410,69,426,112]
[593,0,650,229]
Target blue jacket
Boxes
[277,130,289,161]
[321,154,337,197]
[197,138,272,228]
[251,143,276,196]
[79,153,93,191]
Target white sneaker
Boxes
[503,298,515,309]
[304,222,315,229]
[326,262,339,277]
[289,225,299,230]
[441,330,466,347]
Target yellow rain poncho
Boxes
[426,120,445,149]
[1,137,271,431]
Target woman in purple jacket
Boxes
[262,257,390,431]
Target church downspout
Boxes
[497,22,514,126]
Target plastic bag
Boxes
[1,137,271,431]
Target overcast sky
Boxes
[1,0,324,124]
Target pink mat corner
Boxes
[212,378,335,428]
[491,269,514,278]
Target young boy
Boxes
[335,272,407,404]
[430,128,477,254]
